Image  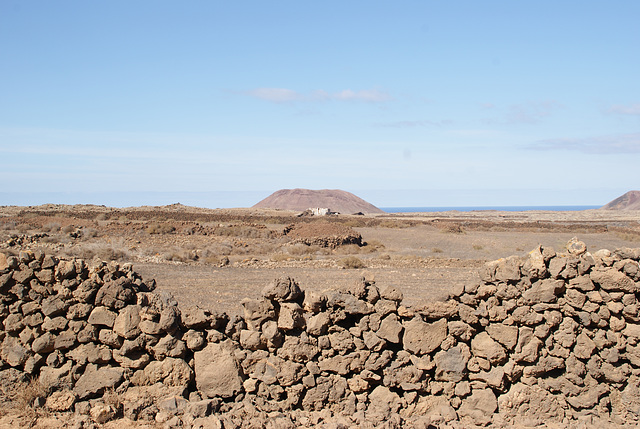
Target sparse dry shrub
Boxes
[614,230,640,242]
[286,243,324,256]
[64,242,129,262]
[164,248,199,263]
[81,227,99,239]
[13,376,50,419]
[0,221,17,231]
[379,253,391,260]
[361,239,385,253]
[339,256,365,269]
[102,387,123,413]
[95,213,108,221]
[214,224,277,239]
[340,218,367,228]
[334,244,363,255]
[206,243,233,256]
[432,247,444,253]
[41,222,61,232]
[61,224,76,234]
[473,244,484,250]
[146,222,175,234]
[377,219,411,229]
[435,222,465,234]
[271,253,293,262]
[16,223,31,233]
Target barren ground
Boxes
[1,204,640,427]
[2,204,638,316]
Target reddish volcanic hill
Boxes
[253,189,384,214]
[601,191,640,210]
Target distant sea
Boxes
[381,206,601,213]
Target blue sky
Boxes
[1,1,638,208]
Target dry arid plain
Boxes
[0,204,640,314]
[1,203,640,428]
[1,204,638,313]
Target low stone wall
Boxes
[1,238,640,427]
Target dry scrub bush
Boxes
[214,224,278,239]
[11,377,50,419]
[614,230,640,242]
[203,255,230,266]
[360,239,385,253]
[339,256,366,269]
[340,218,367,228]
[435,222,465,234]
[271,253,293,262]
[61,224,76,234]
[377,219,411,229]
[63,243,129,262]
[333,244,364,255]
[164,248,199,263]
[146,222,176,234]
[286,243,327,256]
[41,222,61,232]
[0,221,15,230]
[81,227,99,239]
[432,247,444,253]
[16,223,31,233]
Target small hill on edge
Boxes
[601,191,640,210]
[253,189,385,214]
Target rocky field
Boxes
[1,204,640,427]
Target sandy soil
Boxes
[1,204,639,317]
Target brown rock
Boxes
[522,279,564,304]
[471,332,507,365]
[113,305,141,339]
[88,306,117,328]
[376,313,403,344]
[194,340,243,399]
[573,332,596,360]
[306,312,330,336]
[434,344,470,382]
[514,327,542,363]
[458,388,497,426]
[241,298,275,331]
[73,364,124,400]
[262,276,302,303]
[590,268,637,293]
[0,335,30,367]
[403,317,447,355]
[277,302,305,331]
[485,324,518,350]
[416,300,458,319]
[45,390,77,412]
[368,385,401,421]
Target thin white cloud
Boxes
[506,100,562,124]
[527,133,640,154]
[482,100,563,125]
[376,119,453,128]
[608,103,640,116]
[244,88,301,103]
[243,87,392,103]
[330,89,392,102]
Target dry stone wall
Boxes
[1,239,640,427]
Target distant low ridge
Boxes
[253,189,384,214]
[601,190,640,210]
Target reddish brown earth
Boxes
[253,188,385,214]
[1,204,640,426]
[1,204,639,316]
[601,190,640,210]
